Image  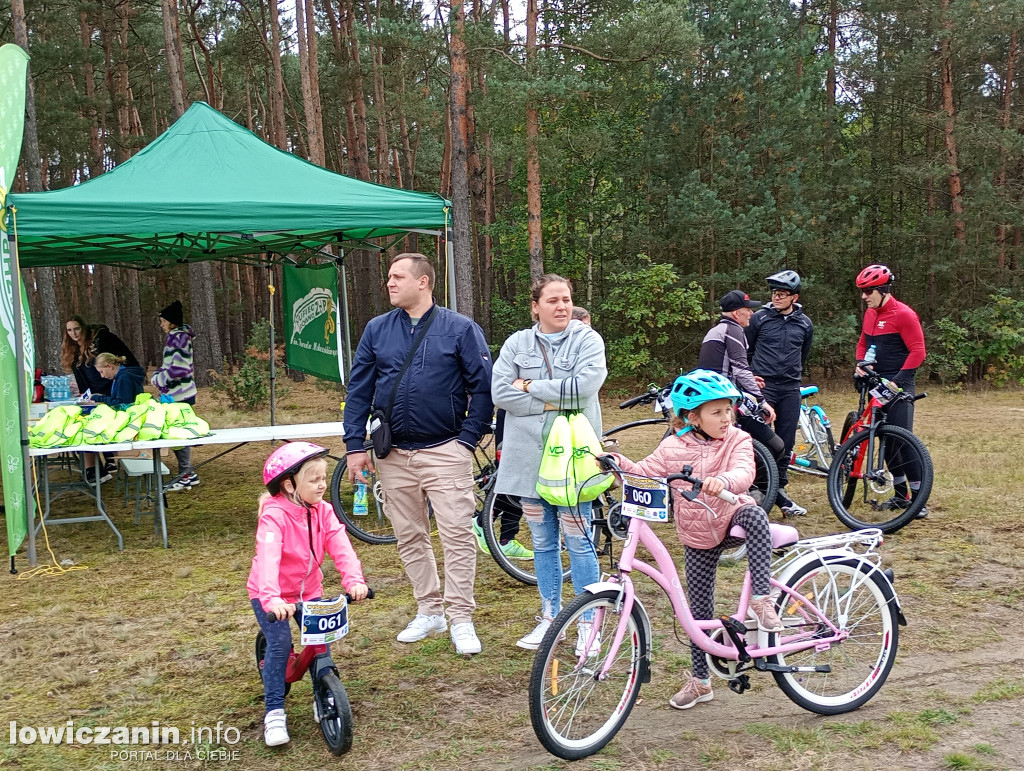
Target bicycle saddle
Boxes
[729,523,799,549]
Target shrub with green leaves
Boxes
[597,256,709,378]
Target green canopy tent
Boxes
[8,101,451,268]
[3,101,453,566]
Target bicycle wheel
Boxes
[827,424,933,533]
[751,438,779,513]
[315,671,353,755]
[769,558,899,714]
[329,453,397,545]
[480,490,601,586]
[529,589,648,760]
[254,631,290,696]
[807,408,836,467]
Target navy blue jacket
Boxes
[746,304,814,385]
[343,304,494,453]
[92,365,146,408]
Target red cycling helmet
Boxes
[263,442,329,495]
[855,264,893,289]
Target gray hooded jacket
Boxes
[491,320,607,499]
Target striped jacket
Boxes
[151,324,197,402]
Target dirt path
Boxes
[491,635,1024,771]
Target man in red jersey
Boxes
[854,264,928,515]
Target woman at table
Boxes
[61,315,139,397]
[152,300,199,492]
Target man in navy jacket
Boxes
[746,270,814,517]
[343,253,493,655]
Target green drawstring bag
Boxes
[536,413,576,507]
[536,373,613,507]
[569,411,614,502]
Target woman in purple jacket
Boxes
[151,300,199,491]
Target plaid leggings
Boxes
[685,504,772,680]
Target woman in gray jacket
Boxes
[491,274,607,653]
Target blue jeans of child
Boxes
[520,497,600,620]
[252,598,329,713]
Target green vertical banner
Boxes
[0,43,33,557]
[283,263,343,382]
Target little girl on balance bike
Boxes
[248,442,369,748]
[603,369,784,711]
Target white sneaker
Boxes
[450,621,482,655]
[575,620,601,658]
[516,617,553,650]
[263,709,289,747]
[396,614,447,643]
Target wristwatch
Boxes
[522,379,532,392]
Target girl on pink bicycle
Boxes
[604,369,784,711]
[247,442,369,747]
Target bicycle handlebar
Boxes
[618,383,667,409]
[598,456,740,505]
[266,588,375,624]
[855,363,928,403]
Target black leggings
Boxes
[736,414,792,507]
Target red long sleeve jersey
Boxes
[855,297,926,376]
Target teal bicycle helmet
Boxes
[669,369,741,415]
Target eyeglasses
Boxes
[770,290,792,298]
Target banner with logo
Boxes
[0,43,33,557]
[283,263,342,382]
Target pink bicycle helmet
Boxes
[263,442,329,495]
[855,264,893,289]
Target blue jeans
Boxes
[252,598,331,713]
[520,497,600,620]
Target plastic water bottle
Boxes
[863,344,877,365]
[353,481,368,516]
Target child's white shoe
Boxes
[264,709,289,746]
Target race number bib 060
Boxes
[620,474,669,523]
[300,596,349,645]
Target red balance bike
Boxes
[255,589,374,755]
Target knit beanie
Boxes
[159,300,184,327]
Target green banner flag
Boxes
[283,263,343,382]
[0,43,33,557]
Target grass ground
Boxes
[2,381,1023,770]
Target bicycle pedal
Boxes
[727,674,751,694]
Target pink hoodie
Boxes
[611,424,756,550]
[247,495,366,611]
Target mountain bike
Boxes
[528,457,904,760]
[255,589,375,755]
[479,384,780,584]
[826,364,932,533]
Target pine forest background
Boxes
[4,0,1024,388]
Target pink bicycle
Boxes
[528,457,905,760]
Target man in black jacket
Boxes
[746,270,814,517]
[343,253,493,656]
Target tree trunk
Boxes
[939,0,966,244]
[447,0,475,317]
[12,0,62,373]
[268,0,288,149]
[368,0,391,185]
[995,30,1017,280]
[160,0,188,118]
[525,0,543,278]
[295,0,326,165]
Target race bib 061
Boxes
[300,596,349,645]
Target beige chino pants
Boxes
[375,439,478,624]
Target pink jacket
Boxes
[611,424,756,550]
[247,495,366,611]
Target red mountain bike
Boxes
[826,364,932,533]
